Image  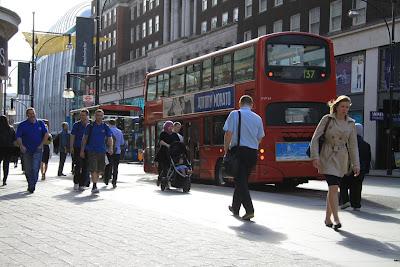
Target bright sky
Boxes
[1,0,88,93]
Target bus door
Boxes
[184,120,200,177]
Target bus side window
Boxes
[202,58,212,90]
[212,115,228,145]
[186,63,201,93]
[146,76,157,101]
[213,54,232,86]
[157,73,169,98]
[234,46,255,82]
[170,67,185,96]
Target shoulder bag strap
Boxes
[322,117,332,136]
[237,111,241,147]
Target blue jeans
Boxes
[23,148,43,191]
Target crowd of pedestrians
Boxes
[0,94,372,228]
[1,108,124,195]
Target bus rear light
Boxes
[219,148,223,153]
[260,149,265,154]
[260,155,265,160]
[321,72,326,78]
[268,71,274,77]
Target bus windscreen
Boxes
[266,43,329,82]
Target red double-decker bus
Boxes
[143,32,336,188]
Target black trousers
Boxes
[73,149,88,186]
[232,147,258,214]
[340,172,365,208]
[58,151,67,175]
[104,153,121,184]
[0,152,11,183]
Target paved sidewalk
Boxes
[0,161,333,266]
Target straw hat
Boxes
[328,95,352,114]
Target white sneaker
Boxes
[73,184,79,191]
[91,187,99,194]
[341,202,351,210]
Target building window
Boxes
[309,7,320,34]
[202,0,207,11]
[142,46,146,56]
[148,19,153,35]
[274,0,283,6]
[353,0,367,26]
[212,0,217,6]
[113,30,117,45]
[131,28,135,43]
[113,8,117,23]
[273,19,283,32]
[137,2,141,17]
[136,48,140,58]
[245,0,252,18]
[258,25,266,36]
[154,40,159,47]
[149,0,154,10]
[108,12,112,26]
[112,52,116,68]
[103,57,106,71]
[243,30,252,41]
[142,22,147,37]
[108,32,112,48]
[103,14,107,28]
[155,15,160,32]
[130,50,134,60]
[107,54,111,69]
[259,0,267,13]
[233,7,239,22]
[290,13,300,32]
[131,6,135,20]
[148,43,153,50]
[201,21,207,33]
[330,0,342,32]
[156,0,159,6]
[211,17,217,29]
[222,12,228,26]
[136,25,140,40]
[143,0,147,14]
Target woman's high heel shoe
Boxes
[333,223,342,231]
[325,221,333,228]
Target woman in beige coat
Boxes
[310,95,360,230]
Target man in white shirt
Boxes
[173,122,184,143]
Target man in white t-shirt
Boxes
[173,122,184,143]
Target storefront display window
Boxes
[335,51,365,95]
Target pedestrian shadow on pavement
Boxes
[229,221,287,244]
[349,210,400,224]
[53,188,101,205]
[338,230,400,260]
[0,191,31,200]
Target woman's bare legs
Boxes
[327,185,340,224]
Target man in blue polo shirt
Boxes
[80,109,113,194]
[70,109,90,191]
[16,108,49,193]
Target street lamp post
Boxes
[31,11,35,108]
[95,0,100,105]
[349,0,397,175]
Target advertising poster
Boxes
[163,86,235,117]
[275,142,310,162]
[335,56,351,95]
[163,94,194,117]
[75,17,94,67]
[18,62,31,95]
[351,54,364,93]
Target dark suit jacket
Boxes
[357,135,371,173]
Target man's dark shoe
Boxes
[112,183,117,189]
[58,173,66,177]
[228,206,239,216]
[104,179,109,185]
[242,212,254,221]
